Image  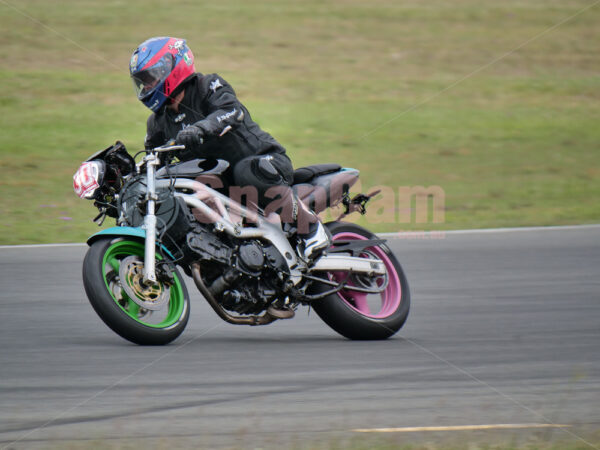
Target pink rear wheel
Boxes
[309,222,410,340]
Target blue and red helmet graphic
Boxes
[130,37,195,112]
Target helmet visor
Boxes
[131,54,174,100]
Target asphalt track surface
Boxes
[1,226,599,449]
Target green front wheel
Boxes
[82,238,190,345]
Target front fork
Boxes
[143,153,160,284]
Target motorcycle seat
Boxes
[293,164,342,185]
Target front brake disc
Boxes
[118,255,170,311]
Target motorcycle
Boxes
[73,141,410,345]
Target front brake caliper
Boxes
[156,261,175,285]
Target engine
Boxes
[118,175,291,316]
[184,225,290,315]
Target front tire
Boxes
[310,222,410,340]
[82,238,190,345]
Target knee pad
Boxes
[255,155,283,183]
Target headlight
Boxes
[73,160,105,199]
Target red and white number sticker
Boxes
[73,161,101,199]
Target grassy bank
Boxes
[38,431,600,450]
[1,0,599,244]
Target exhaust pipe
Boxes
[191,263,282,326]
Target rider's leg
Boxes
[232,153,330,260]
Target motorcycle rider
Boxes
[129,36,329,261]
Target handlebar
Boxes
[135,141,185,171]
[152,141,186,153]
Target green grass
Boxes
[1,0,599,244]
[37,432,600,450]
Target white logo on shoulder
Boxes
[209,78,223,92]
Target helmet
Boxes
[129,37,195,112]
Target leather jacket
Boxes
[144,73,286,166]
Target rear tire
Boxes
[82,238,190,345]
[309,222,410,340]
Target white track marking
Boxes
[0,224,598,249]
[0,243,86,250]
[353,423,570,433]
[378,223,600,239]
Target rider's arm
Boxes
[193,74,245,137]
[144,115,166,149]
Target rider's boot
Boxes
[295,199,331,262]
[266,183,331,262]
[300,220,330,261]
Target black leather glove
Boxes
[175,125,204,153]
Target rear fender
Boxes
[86,226,175,259]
